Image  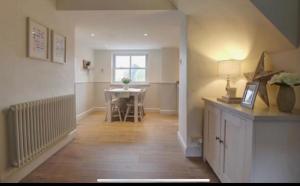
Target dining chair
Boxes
[104,90,123,122]
[124,89,147,122]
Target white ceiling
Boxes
[68,11,181,50]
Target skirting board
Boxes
[177,131,202,158]
[1,130,76,183]
[144,108,160,113]
[76,108,96,121]
[177,131,187,151]
[160,110,178,115]
[79,107,160,114]
[77,107,178,121]
[93,107,106,112]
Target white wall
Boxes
[271,48,300,108]
[0,0,75,181]
[75,42,94,83]
[93,49,179,113]
[74,41,95,115]
[75,48,179,116]
[93,49,165,83]
[75,82,95,115]
[161,48,180,82]
[176,0,299,157]
[178,13,189,151]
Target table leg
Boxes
[108,98,112,123]
[134,94,138,123]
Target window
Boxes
[113,54,147,83]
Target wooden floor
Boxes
[22,112,219,183]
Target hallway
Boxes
[23,112,218,183]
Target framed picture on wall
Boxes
[51,31,67,64]
[241,81,260,109]
[27,17,49,60]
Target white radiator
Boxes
[9,95,76,168]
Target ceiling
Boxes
[67,11,181,50]
[56,0,177,10]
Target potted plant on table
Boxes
[269,72,300,113]
[121,77,131,90]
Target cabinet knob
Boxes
[216,137,220,141]
[219,140,224,144]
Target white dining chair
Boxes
[124,89,147,122]
[104,90,123,122]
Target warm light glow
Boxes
[227,49,248,61]
[90,33,96,37]
[189,23,253,62]
[144,33,149,37]
[213,47,249,61]
[218,60,241,76]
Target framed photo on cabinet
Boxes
[51,31,67,64]
[27,17,49,60]
[241,81,260,109]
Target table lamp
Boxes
[217,60,242,104]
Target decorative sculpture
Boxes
[244,52,282,107]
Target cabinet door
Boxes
[220,112,250,183]
[204,105,221,176]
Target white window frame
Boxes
[112,52,148,84]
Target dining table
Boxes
[106,88,143,123]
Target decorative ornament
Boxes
[244,52,283,107]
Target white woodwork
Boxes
[220,112,249,183]
[106,88,143,123]
[205,105,221,176]
[203,97,300,183]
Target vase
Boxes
[277,85,296,113]
[123,84,129,90]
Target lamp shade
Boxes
[218,60,241,76]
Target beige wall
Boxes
[57,0,176,10]
[74,42,95,115]
[93,50,112,82]
[93,49,179,113]
[0,0,75,181]
[161,48,180,82]
[271,49,300,108]
[75,83,95,115]
[176,0,299,150]
[75,48,179,115]
[75,42,94,83]
[93,49,167,83]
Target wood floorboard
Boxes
[22,112,219,183]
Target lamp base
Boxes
[217,96,242,104]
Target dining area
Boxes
[104,87,147,123]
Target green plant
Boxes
[121,77,131,85]
[269,73,300,87]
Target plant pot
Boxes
[277,85,296,113]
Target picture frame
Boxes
[51,31,67,64]
[241,81,260,109]
[27,17,49,60]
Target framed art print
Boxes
[27,17,49,60]
[51,31,66,64]
[241,81,260,109]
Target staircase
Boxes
[251,0,300,47]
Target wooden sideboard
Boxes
[203,98,300,183]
